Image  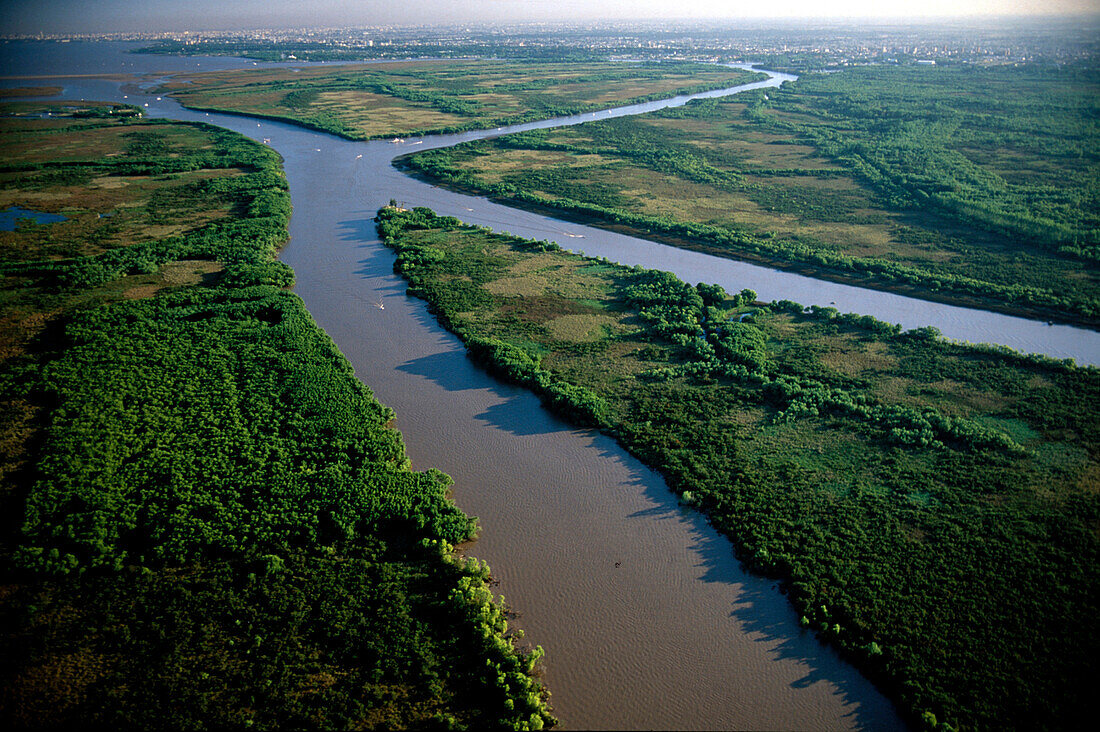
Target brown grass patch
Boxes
[873,375,914,403]
[484,274,549,297]
[3,650,112,726]
[310,91,466,136]
[917,379,1010,415]
[821,339,898,376]
[460,149,606,184]
[0,123,208,165]
[122,284,161,300]
[0,86,63,98]
[505,251,563,274]
[87,176,129,190]
[1077,461,1100,495]
[161,259,223,286]
[0,393,39,490]
[870,372,1010,418]
[0,190,68,207]
[545,313,618,342]
[610,168,760,222]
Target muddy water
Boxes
[18,43,1096,728]
[150,73,906,730]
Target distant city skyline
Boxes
[1,0,1098,35]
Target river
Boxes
[4,41,1097,729]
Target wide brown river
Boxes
[6,40,1099,729]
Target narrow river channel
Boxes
[5,41,1097,729]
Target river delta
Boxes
[2,41,1096,729]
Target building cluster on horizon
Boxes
[3,17,1097,67]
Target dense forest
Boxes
[400,63,1099,325]
[378,205,1099,731]
[158,60,763,141]
[0,105,554,729]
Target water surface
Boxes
[0,205,67,231]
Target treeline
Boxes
[377,206,1099,732]
[0,112,553,729]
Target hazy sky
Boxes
[2,0,1097,34]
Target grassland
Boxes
[401,64,1099,325]
[0,88,63,99]
[379,205,1099,732]
[158,60,764,140]
[0,105,554,730]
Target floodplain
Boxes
[0,103,553,730]
[402,64,1100,324]
[158,59,764,139]
[379,205,1099,732]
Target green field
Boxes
[158,60,764,139]
[401,64,1100,325]
[0,105,554,730]
[379,205,1099,731]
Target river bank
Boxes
[395,161,1098,331]
[378,204,1098,731]
[0,103,553,729]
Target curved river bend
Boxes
[8,42,1097,729]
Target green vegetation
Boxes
[401,63,1099,325]
[0,105,553,730]
[158,60,763,140]
[379,206,1099,731]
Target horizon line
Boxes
[6,13,1100,39]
